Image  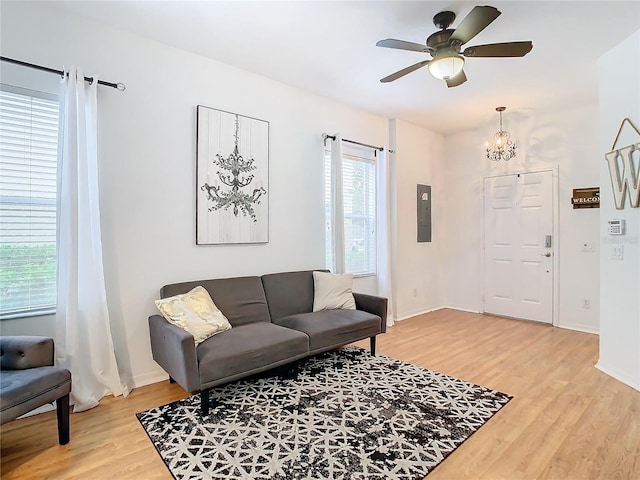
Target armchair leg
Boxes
[200,389,210,416]
[370,336,376,356]
[56,393,70,445]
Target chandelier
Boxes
[486,106,516,162]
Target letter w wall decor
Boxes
[605,118,640,210]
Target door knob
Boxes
[539,252,552,257]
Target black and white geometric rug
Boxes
[137,346,511,480]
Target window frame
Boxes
[324,144,377,277]
[0,84,60,320]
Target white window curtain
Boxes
[376,148,395,327]
[327,133,395,326]
[55,67,126,412]
[329,133,346,273]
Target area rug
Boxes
[137,346,511,480]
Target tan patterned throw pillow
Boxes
[155,286,232,345]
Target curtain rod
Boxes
[322,133,383,152]
[1,56,126,91]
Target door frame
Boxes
[481,167,559,327]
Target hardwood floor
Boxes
[2,309,639,479]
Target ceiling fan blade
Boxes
[376,38,431,53]
[380,60,430,83]
[463,41,533,57]
[450,6,501,45]
[446,69,467,88]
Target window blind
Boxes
[325,148,376,276]
[0,87,59,318]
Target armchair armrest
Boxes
[353,293,388,333]
[148,315,201,393]
[0,336,54,370]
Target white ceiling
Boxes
[50,1,640,134]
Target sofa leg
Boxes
[200,389,210,416]
[169,376,176,384]
[56,393,70,445]
[370,336,376,356]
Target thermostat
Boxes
[607,219,625,235]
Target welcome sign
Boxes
[572,187,600,209]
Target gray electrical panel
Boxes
[417,184,431,243]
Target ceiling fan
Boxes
[376,5,533,87]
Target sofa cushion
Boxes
[155,286,232,345]
[262,270,329,321]
[0,367,71,423]
[196,323,309,388]
[161,276,270,326]
[273,309,381,353]
[312,271,356,311]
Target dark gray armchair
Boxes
[0,336,71,445]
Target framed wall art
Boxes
[196,105,269,244]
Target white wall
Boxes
[596,30,640,391]
[390,119,445,320]
[0,3,388,387]
[442,104,601,333]
[2,2,621,393]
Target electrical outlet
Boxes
[611,245,624,260]
[581,242,595,252]
[582,299,591,309]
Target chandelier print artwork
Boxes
[196,106,269,245]
[201,115,266,220]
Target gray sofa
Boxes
[148,270,387,414]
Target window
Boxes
[0,86,59,319]
[325,146,376,276]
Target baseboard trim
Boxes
[132,370,170,389]
[557,323,599,335]
[393,305,485,323]
[395,306,445,322]
[442,309,599,334]
[595,361,640,392]
[17,403,54,419]
[442,306,483,314]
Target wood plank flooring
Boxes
[2,309,639,479]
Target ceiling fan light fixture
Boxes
[427,54,464,80]
[377,6,533,85]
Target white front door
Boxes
[483,171,554,323]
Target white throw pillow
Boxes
[312,271,356,312]
[155,286,232,345]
